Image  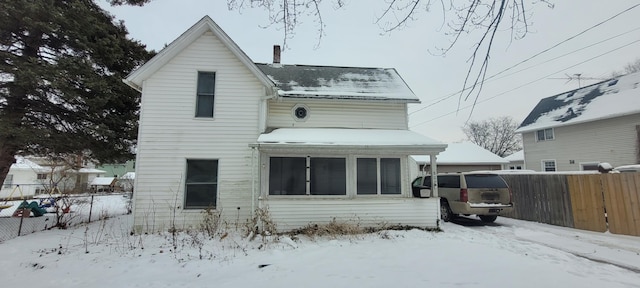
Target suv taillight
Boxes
[460,188,468,202]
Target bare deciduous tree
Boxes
[623,58,640,74]
[226,0,554,114]
[462,116,521,157]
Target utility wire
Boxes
[408,26,640,115]
[409,39,640,127]
[409,3,640,116]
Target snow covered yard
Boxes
[1,196,639,288]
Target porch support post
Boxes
[430,154,438,197]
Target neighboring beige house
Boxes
[411,142,508,176]
[516,72,640,172]
[503,150,525,170]
[123,16,447,233]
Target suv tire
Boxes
[479,215,497,223]
[440,200,454,222]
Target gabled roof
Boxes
[504,150,524,162]
[411,142,508,165]
[10,157,45,171]
[255,64,419,103]
[516,72,640,133]
[90,177,116,186]
[124,16,274,92]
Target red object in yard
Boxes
[13,208,31,218]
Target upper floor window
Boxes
[37,173,47,180]
[536,128,554,141]
[195,72,216,118]
[542,160,556,172]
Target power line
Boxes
[409,3,640,116]
[408,25,640,115]
[409,39,640,127]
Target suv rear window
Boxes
[465,174,508,188]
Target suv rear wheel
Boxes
[440,200,453,222]
[479,215,497,223]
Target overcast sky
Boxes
[100,1,640,144]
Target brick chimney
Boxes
[273,45,281,64]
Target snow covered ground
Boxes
[1,195,639,288]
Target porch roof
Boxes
[254,128,447,154]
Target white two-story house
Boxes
[124,16,446,232]
[516,72,640,171]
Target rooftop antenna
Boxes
[548,73,607,88]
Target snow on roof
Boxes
[516,72,640,133]
[504,150,524,162]
[120,172,135,180]
[257,128,445,148]
[77,168,107,174]
[411,142,508,165]
[10,156,46,171]
[255,64,419,103]
[90,177,116,186]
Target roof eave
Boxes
[278,94,420,103]
[516,110,640,133]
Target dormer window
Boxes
[536,128,554,141]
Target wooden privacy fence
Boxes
[500,173,640,237]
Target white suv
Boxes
[412,172,513,223]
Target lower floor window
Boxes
[269,157,346,195]
[357,158,401,195]
[542,160,556,172]
[185,159,218,209]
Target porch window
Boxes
[357,158,401,195]
[185,159,218,209]
[269,157,306,195]
[268,157,346,196]
[195,72,215,118]
[542,160,556,172]
[311,158,346,195]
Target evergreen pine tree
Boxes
[0,0,153,184]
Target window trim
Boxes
[541,159,557,172]
[536,128,555,142]
[195,71,216,118]
[184,159,219,209]
[291,103,310,122]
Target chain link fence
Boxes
[0,193,132,243]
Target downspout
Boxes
[251,146,256,217]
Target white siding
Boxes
[522,113,640,171]
[264,198,440,231]
[0,170,38,198]
[133,31,265,232]
[268,101,408,129]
